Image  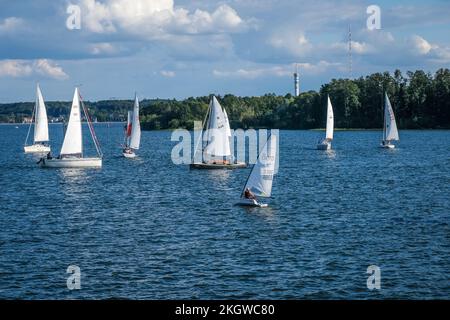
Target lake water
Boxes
[0,124,449,299]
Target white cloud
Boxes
[0,59,68,79]
[213,61,339,79]
[0,17,23,33]
[296,61,341,74]
[34,60,68,79]
[0,60,33,77]
[78,0,251,37]
[212,67,283,79]
[90,42,118,55]
[329,40,373,55]
[323,30,450,66]
[409,35,434,55]
[268,32,313,57]
[160,70,175,77]
[432,46,450,63]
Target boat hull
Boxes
[39,157,102,168]
[316,141,331,150]
[190,162,247,170]
[380,142,395,149]
[24,144,50,153]
[235,198,268,208]
[123,151,136,158]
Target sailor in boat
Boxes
[208,158,230,165]
[244,188,257,200]
[36,151,52,165]
[123,147,133,155]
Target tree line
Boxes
[1,68,449,129]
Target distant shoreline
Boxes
[2,68,449,130]
[2,123,448,131]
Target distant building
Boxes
[22,117,32,123]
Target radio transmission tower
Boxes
[348,25,352,79]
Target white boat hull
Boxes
[123,151,136,158]
[39,157,102,168]
[317,141,331,150]
[235,198,268,208]
[380,142,395,149]
[24,144,50,153]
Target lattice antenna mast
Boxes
[348,25,352,79]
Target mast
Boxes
[193,98,211,163]
[24,95,36,147]
[80,93,103,157]
[124,110,132,148]
[382,91,386,142]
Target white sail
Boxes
[242,135,277,198]
[60,88,83,156]
[129,95,141,150]
[124,110,132,147]
[224,108,232,138]
[325,95,334,140]
[204,96,231,157]
[127,111,132,130]
[384,93,399,141]
[34,84,49,142]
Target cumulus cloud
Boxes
[329,40,373,55]
[160,70,175,77]
[213,66,289,79]
[308,30,450,66]
[268,32,313,57]
[0,59,68,79]
[34,59,68,79]
[0,60,33,77]
[78,0,251,37]
[0,17,24,33]
[90,42,118,55]
[213,61,339,79]
[409,35,434,55]
[431,46,450,63]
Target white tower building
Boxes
[294,64,300,96]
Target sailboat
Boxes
[122,94,141,158]
[317,95,334,150]
[236,134,277,207]
[38,87,103,168]
[190,95,246,169]
[380,93,399,149]
[24,84,51,153]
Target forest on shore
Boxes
[1,68,449,129]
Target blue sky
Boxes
[0,0,449,102]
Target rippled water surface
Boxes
[0,124,449,299]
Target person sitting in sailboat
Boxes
[210,158,230,165]
[123,147,133,154]
[244,188,257,200]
